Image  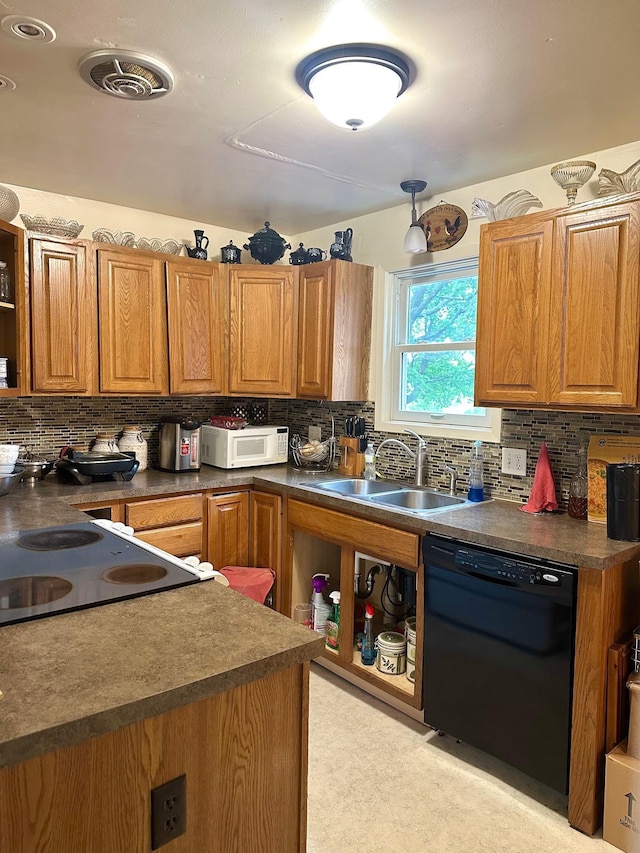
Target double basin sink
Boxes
[307,478,479,515]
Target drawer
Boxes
[287,499,419,568]
[125,494,203,530]
[134,522,203,558]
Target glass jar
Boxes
[117,425,148,471]
[0,261,11,304]
[92,432,118,453]
[568,444,588,520]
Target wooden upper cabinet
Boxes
[548,202,640,408]
[228,266,297,396]
[475,195,640,411]
[29,238,97,394]
[0,219,26,396]
[475,214,553,406]
[166,259,226,395]
[97,248,168,394]
[297,260,373,401]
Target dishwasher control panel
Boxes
[451,546,573,588]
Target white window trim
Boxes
[372,257,502,444]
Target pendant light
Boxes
[401,180,428,253]
[296,44,411,131]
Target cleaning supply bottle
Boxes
[468,440,484,502]
[310,574,330,636]
[361,602,376,665]
[325,591,341,651]
[363,441,376,481]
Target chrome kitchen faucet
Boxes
[376,429,428,486]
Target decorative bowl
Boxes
[209,416,247,430]
[550,161,596,206]
[0,466,24,497]
[20,215,84,238]
[92,228,136,246]
[136,236,182,254]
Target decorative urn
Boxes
[243,221,291,265]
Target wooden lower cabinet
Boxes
[125,493,204,559]
[285,498,422,711]
[207,491,249,569]
[0,663,310,853]
[249,491,282,609]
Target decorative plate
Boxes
[136,236,182,254]
[20,215,84,238]
[92,228,136,246]
[417,203,468,252]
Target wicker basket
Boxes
[290,434,336,472]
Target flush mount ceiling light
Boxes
[78,50,174,100]
[401,180,428,253]
[0,75,16,92]
[295,43,411,131]
[1,15,56,43]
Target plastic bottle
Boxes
[325,591,341,651]
[310,573,331,636]
[361,602,376,665]
[468,440,484,502]
[363,442,376,481]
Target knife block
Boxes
[338,437,364,477]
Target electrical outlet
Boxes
[308,425,322,442]
[502,447,527,476]
[151,775,186,850]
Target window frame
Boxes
[374,256,502,443]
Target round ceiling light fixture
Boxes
[295,43,411,131]
[0,75,16,92]
[78,50,174,100]
[1,15,56,43]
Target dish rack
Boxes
[290,434,336,472]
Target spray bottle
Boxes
[361,602,376,665]
[468,440,485,502]
[310,574,330,636]
[325,591,341,651]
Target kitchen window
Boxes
[374,256,501,442]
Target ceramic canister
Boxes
[405,617,417,683]
[376,631,407,676]
[118,425,148,472]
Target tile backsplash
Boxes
[2,395,640,510]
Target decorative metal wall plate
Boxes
[417,203,468,252]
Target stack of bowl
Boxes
[0,444,22,496]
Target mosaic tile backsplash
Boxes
[1,395,639,510]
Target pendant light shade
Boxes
[401,180,428,253]
[296,44,411,131]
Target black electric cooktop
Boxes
[0,522,200,627]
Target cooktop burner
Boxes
[0,522,200,627]
[18,528,103,551]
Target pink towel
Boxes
[520,442,558,513]
[219,566,275,604]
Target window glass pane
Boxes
[400,350,485,416]
[407,276,478,344]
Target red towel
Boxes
[219,566,275,604]
[520,442,558,513]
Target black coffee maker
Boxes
[607,463,640,540]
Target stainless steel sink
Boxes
[313,479,401,496]
[369,490,466,510]
[307,478,481,514]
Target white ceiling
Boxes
[1,0,640,234]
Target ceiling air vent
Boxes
[78,50,174,100]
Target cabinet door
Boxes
[97,249,168,394]
[207,492,249,570]
[548,202,640,407]
[249,491,282,609]
[30,239,97,393]
[0,219,27,396]
[297,260,373,401]
[166,259,226,395]
[475,214,553,406]
[228,266,297,396]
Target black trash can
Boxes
[606,463,640,541]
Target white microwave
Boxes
[201,425,289,469]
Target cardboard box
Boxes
[587,436,640,524]
[604,741,640,851]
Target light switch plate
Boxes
[308,426,322,442]
[502,447,527,476]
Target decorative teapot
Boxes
[220,240,242,264]
[329,227,353,262]
[244,221,291,265]
[289,243,309,265]
[185,229,209,260]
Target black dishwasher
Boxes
[423,533,577,793]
